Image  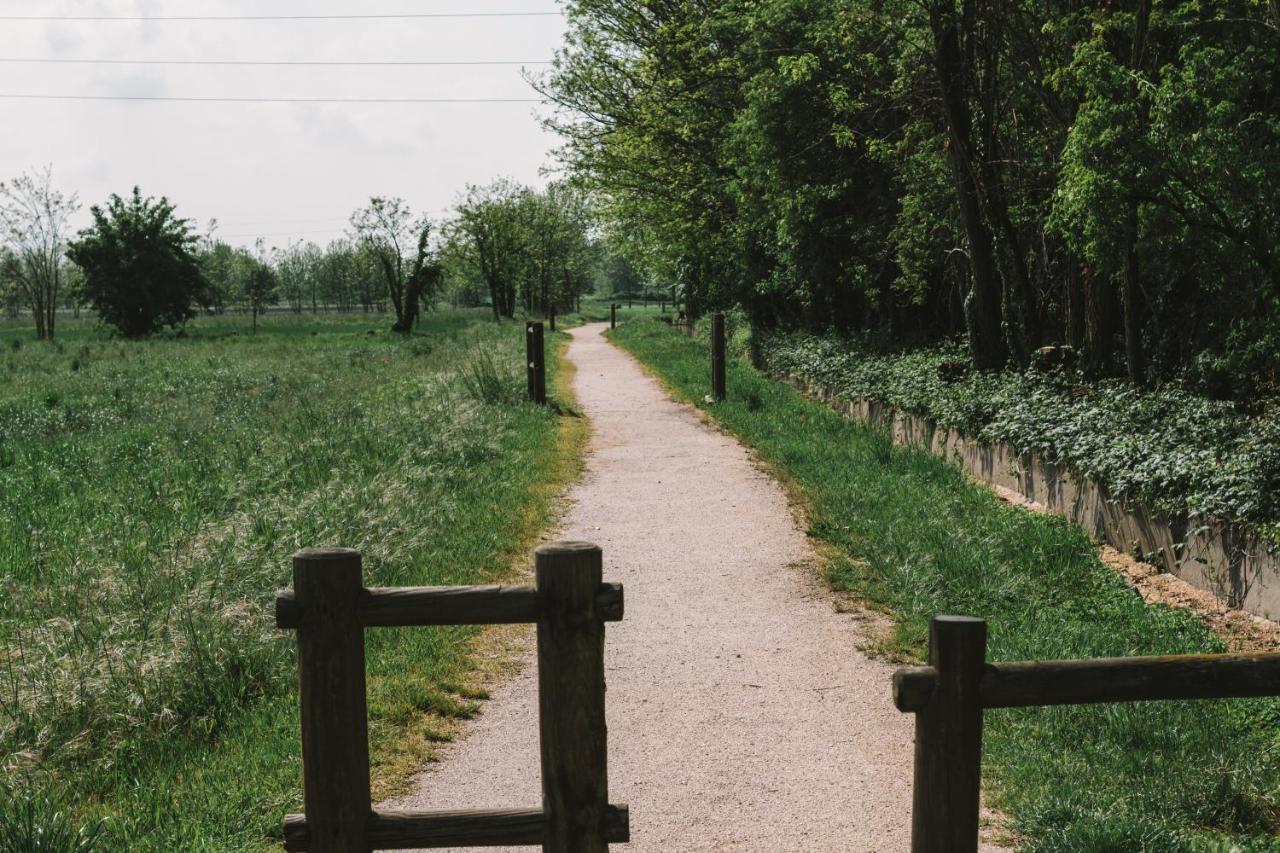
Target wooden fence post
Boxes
[710,311,726,401]
[912,616,986,853]
[536,542,609,853]
[527,320,546,405]
[293,548,372,853]
[610,304,617,330]
[549,307,557,332]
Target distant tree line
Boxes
[0,168,635,339]
[541,0,1280,396]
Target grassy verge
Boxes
[0,310,585,850]
[610,317,1280,852]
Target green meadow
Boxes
[0,310,583,850]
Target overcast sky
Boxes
[0,1,566,247]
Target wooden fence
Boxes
[894,615,1280,852]
[276,542,629,852]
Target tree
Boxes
[0,166,79,340]
[349,197,438,332]
[67,188,207,337]
[449,180,526,320]
[243,240,278,333]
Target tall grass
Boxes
[0,311,580,849]
[612,317,1280,852]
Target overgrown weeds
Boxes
[0,311,575,849]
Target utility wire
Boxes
[0,12,563,21]
[0,57,553,66]
[0,93,542,103]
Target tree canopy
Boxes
[539,0,1280,393]
[68,188,206,338]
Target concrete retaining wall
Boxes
[783,373,1280,621]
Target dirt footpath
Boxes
[390,322,986,851]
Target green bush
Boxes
[760,333,1280,535]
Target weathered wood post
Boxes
[536,542,610,853]
[610,304,617,330]
[549,307,557,332]
[912,616,986,853]
[710,311,726,401]
[527,320,546,405]
[660,300,665,314]
[292,548,372,853]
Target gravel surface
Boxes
[388,322,992,851]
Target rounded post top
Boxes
[933,615,986,626]
[535,540,601,557]
[292,547,361,562]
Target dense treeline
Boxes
[541,0,1280,395]
[0,171,628,337]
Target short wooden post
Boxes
[293,548,372,853]
[912,616,986,853]
[609,304,617,330]
[549,307,557,332]
[527,320,546,405]
[660,300,665,314]
[710,311,726,401]
[536,542,609,853]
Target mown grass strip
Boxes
[0,311,586,851]
[610,317,1280,852]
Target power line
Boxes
[0,93,542,104]
[0,57,553,67]
[0,12,563,21]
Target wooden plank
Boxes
[981,651,1280,708]
[527,320,547,405]
[276,583,625,629]
[893,665,937,713]
[537,541,611,852]
[710,311,726,401]
[282,806,630,851]
[291,548,372,853]
[911,616,985,853]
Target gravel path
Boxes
[389,322,966,851]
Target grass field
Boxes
[0,310,584,850]
[611,316,1280,852]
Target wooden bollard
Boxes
[610,304,617,330]
[527,321,547,405]
[292,548,372,853]
[912,616,985,853]
[536,542,610,853]
[549,307,557,332]
[710,311,726,401]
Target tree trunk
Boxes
[930,5,1007,370]
[1065,256,1086,349]
[1123,217,1146,386]
[1084,265,1116,374]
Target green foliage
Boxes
[67,188,206,338]
[542,0,1280,390]
[0,785,104,853]
[760,332,1280,530]
[614,316,1280,849]
[442,180,597,319]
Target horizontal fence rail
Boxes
[277,543,628,852]
[276,582,625,629]
[896,615,1280,853]
[283,806,631,851]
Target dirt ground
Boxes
[387,323,1006,851]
